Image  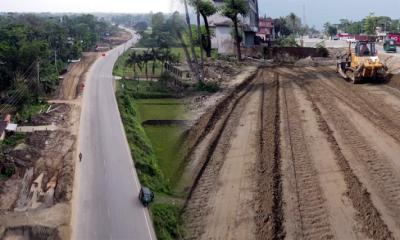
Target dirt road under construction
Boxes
[183,66,400,240]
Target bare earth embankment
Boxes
[183,65,400,240]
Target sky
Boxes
[259,0,400,29]
[0,0,180,13]
[1,0,400,29]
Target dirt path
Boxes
[183,73,261,240]
[184,65,400,240]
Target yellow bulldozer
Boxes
[337,40,388,84]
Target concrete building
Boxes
[257,17,275,41]
[209,0,259,54]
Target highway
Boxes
[72,30,156,240]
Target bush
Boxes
[197,81,220,93]
[277,36,299,47]
[151,203,184,240]
[117,93,169,193]
[1,164,16,178]
[316,43,329,57]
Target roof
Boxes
[6,123,17,131]
[208,14,232,27]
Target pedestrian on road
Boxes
[79,152,82,162]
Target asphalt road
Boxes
[72,30,156,240]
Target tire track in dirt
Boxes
[279,71,335,240]
[277,67,396,239]
[255,70,283,240]
[310,67,400,145]
[183,73,261,240]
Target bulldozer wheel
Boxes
[346,70,361,84]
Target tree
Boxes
[169,12,198,82]
[287,13,301,35]
[364,13,378,35]
[274,17,291,37]
[183,0,202,82]
[338,19,351,33]
[221,0,248,61]
[189,0,217,57]
[324,22,337,39]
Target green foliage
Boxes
[1,164,15,178]
[221,0,248,20]
[364,13,378,35]
[2,133,26,147]
[316,43,329,57]
[151,203,184,240]
[0,13,116,96]
[14,103,49,123]
[117,92,169,193]
[323,22,338,38]
[197,81,220,93]
[276,36,298,47]
[136,12,179,49]
[0,133,26,180]
[334,15,400,35]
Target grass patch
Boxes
[117,93,169,193]
[0,132,26,181]
[116,54,189,239]
[2,133,26,147]
[151,203,184,240]
[118,80,178,99]
[135,99,187,122]
[14,103,49,124]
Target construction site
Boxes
[180,57,400,239]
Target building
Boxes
[209,0,259,54]
[257,17,275,41]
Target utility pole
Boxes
[54,50,58,73]
[36,60,40,92]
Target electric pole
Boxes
[36,60,40,93]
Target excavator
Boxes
[337,40,388,84]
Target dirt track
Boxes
[183,66,400,239]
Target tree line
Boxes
[0,13,117,103]
[324,13,400,38]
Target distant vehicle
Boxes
[102,53,106,57]
[333,36,339,40]
[139,187,154,207]
[387,33,400,46]
[383,39,397,53]
[346,38,356,43]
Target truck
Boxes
[387,33,400,46]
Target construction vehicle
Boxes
[337,41,388,84]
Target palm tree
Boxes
[151,48,157,79]
[190,0,217,57]
[221,0,248,61]
[183,0,202,82]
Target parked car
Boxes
[139,187,154,207]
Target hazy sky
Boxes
[259,0,400,28]
[1,0,400,28]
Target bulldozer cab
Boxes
[354,41,377,57]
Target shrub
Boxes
[197,81,220,93]
[151,203,184,240]
[316,43,329,57]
